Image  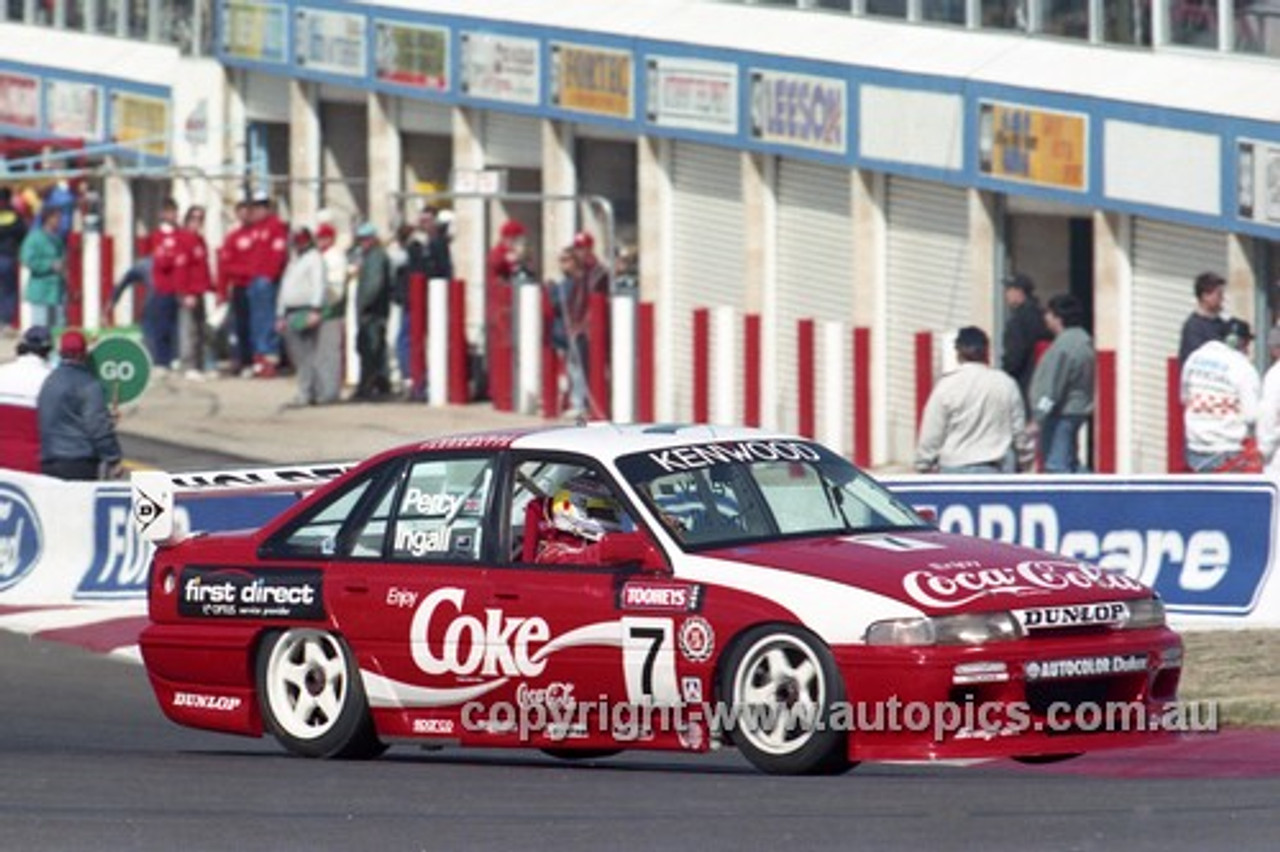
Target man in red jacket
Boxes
[177,205,212,379]
[147,198,186,371]
[217,201,255,373]
[485,219,531,410]
[245,193,289,377]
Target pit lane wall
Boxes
[1,468,1277,630]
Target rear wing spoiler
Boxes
[131,462,354,544]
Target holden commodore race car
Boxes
[133,424,1182,775]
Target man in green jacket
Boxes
[20,208,66,330]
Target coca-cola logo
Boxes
[902,560,1145,609]
[412,587,551,678]
[516,681,577,711]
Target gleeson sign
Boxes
[749,68,847,155]
[884,477,1279,618]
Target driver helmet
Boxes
[549,476,625,542]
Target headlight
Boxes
[865,612,1024,646]
[1123,597,1166,630]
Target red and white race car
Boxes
[134,424,1182,775]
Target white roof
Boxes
[360,0,1280,123]
[510,422,798,461]
[0,22,178,88]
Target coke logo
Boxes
[411,587,550,678]
[903,560,1145,609]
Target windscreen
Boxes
[615,439,928,551]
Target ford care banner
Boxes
[884,475,1280,625]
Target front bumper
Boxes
[834,627,1184,762]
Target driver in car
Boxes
[535,475,633,565]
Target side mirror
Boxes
[597,532,668,573]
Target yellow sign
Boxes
[552,43,632,119]
[112,92,170,158]
[979,101,1088,192]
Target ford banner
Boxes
[884,476,1278,619]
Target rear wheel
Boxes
[720,625,853,776]
[257,629,385,759]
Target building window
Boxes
[923,0,967,24]
[866,0,908,17]
[1235,0,1280,55]
[1167,0,1219,48]
[1037,0,1089,37]
[982,0,1026,29]
[809,0,853,11]
[1105,0,1152,45]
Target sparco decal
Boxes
[678,616,715,663]
[178,567,325,619]
[618,581,701,613]
[0,484,41,592]
[902,560,1145,609]
[1016,601,1129,630]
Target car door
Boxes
[315,451,503,742]
[482,452,691,749]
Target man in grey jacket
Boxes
[37,329,122,481]
[1029,294,1095,473]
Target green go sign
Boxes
[90,336,151,405]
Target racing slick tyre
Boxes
[257,629,386,760]
[540,748,624,761]
[720,625,853,776]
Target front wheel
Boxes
[720,625,853,776]
[257,629,386,759]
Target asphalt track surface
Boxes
[1,632,1278,852]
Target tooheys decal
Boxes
[902,560,1145,609]
[617,581,702,612]
[177,567,325,619]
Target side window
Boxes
[348,483,398,557]
[272,478,373,557]
[510,459,636,565]
[387,457,494,562]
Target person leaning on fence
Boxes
[1028,294,1095,474]
[36,329,122,482]
[0,326,53,472]
[1181,318,1262,473]
[915,326,1033,474]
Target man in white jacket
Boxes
[1181,318,1261,472]
[275,228,327,407]
[915,326,1033,474]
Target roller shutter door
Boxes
[884,177,970,464]
[775,159,853,441]
[1130,219,1226,473]
[400,97,452,135]
[483,111,541,168]
[670,141,745,421]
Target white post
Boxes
[18,266,31,329]
[516,279,542,415]
[611,292,636,423]
[82,230,102,330]
[428,277,449,406]
[344,280,359,388]
[711,305,737,425]
[821,320,845,454]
